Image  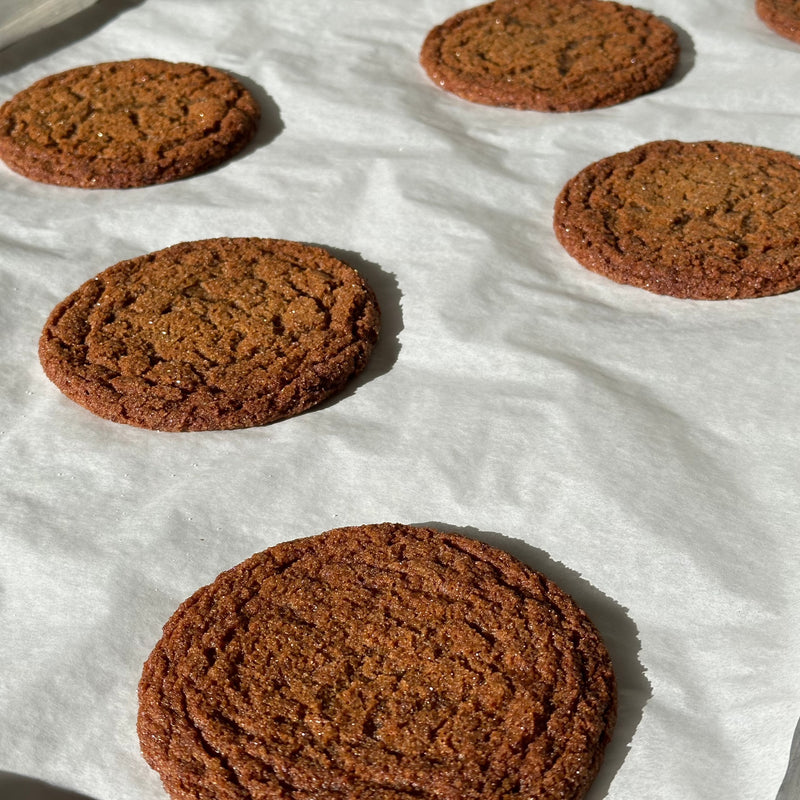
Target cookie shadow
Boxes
[305,243,403,396]
[226,72,285,154]
[417,521,651,800]
[0,773,97,800]
[660,17,696,88]
[0,0,146,73]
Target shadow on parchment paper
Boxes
[0,772,96,800]
[227,72,284,155]
[659,17,696,90]
[419,521,651,800]
[0,1,146,75]
[303,244,403,402]
[180,70,284,176]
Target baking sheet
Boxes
[1,1,799,798]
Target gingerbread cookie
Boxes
[0,59,260,188]
[756,0,800,44]
[138,523,617,800]
[420,0,679,111]
[554,140,800,299]
[39,238,380,431]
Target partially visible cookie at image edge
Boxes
[0,58,260,188]
[756,0,800,44]
[39,237,381,431]
[420,0,679,111]
[554,140,800,299]
[138,522,617,800]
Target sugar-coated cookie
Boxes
[138,523,617,800]
[756,0,800,44]
[420,0,679,111]
[39,238,380,430]
[554,140,800,299]
[0,59,260,188]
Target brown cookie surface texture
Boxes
[39,238,380,431]
[756,0,800,43]
[137,523,617,800]
[420,0,679,111]
[0,59,260,188]
[554,140,800,299]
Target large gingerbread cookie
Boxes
[138,523,617,800]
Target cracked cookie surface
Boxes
[756,0,800,43]
[137,523,617,800]
[39,238,380,431]
[554,140,800,299]
[420,0,679,111]
[0,59,260,188]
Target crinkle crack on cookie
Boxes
[554,140,800,299]
[137,523,617,800]
[756,0,800,44]
[39,238,381,431]
[420,0,679,111]
[0,58,260,188]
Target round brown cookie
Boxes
[553,140,800,299]
[138,523,617,800]
[420,0,679,111]
[39,238,380,431]
[0,58,260,188]
[756,0,800,44]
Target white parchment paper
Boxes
[1,1,799,799]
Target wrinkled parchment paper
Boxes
[1,1,799,799]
